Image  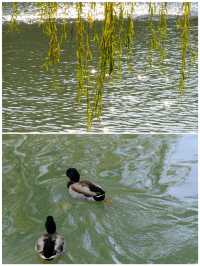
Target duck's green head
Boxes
[45,216,56,234]
[66,168,80,183]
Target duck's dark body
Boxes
[35,216,64,260]
[43,237,56,260]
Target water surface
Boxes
[2,13,198,133]
[2,134,198,263]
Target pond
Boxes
[2,3,198,133]
[2,134,198,263]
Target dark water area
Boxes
[2,134,198,263]
[2,17,198,133]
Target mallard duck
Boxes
[35,216,64,261]
[66,168,105,201]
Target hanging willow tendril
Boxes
[89,3,116,125]
[8,2,19,31]
[101,3,115,76]
[114,4,124,75]
[7,3,196,128]
[38,3,60,70]
[157,2,168,72]
[177,3,191,93]
[76,3,86,101]
[147,3,159,67]
[85,6,94,125]
[125,3,135,71]
[60,3,68,45]
[147,3,168,70]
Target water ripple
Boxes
[2,134,197,263]
[3,19,198,132]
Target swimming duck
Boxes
[66,168,105,201]
[35,216,64,261]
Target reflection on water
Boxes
[2,18,198,133]
[2,3,198,23]
[2,134,197,263]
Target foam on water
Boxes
[2,2,198,24]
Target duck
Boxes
[66,168,105,201]
[35,216,64,261]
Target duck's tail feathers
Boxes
[93,193,105,201]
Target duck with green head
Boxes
[35,216,64,261]
[66,168,105,201]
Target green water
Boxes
[2,134,197,263]
[2,18,198,133]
